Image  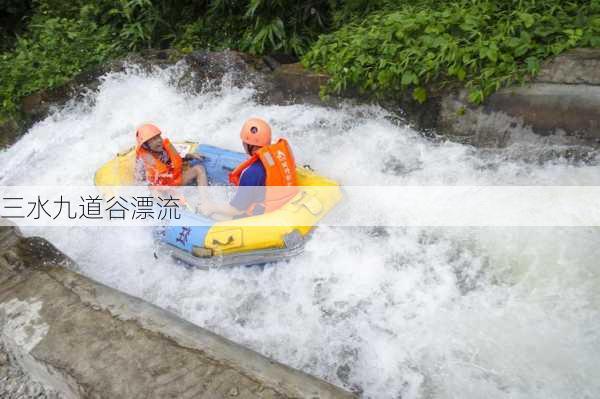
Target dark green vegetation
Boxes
[0,0,335,119]
[1,0,599,119]
[304,0,600,103]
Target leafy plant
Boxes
[303,0,600,104]
[0,16,121,115]
[174,11,245,53]
[239,0,332,55]
[2,0,600,119]
[175,0,334,56]
[0,0,34,51]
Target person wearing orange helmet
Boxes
[135,123,208,189]
[198,117,298,220]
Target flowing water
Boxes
[1,64,599,398]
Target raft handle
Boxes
[291,191,307,204]
[290,191,323,215]
[192,246,213,258]
[212,235,235,246]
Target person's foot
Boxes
[196,200,211,216]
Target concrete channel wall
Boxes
[0,224,355,399]
[438,48,600,147]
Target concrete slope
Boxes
[0,224,355,399]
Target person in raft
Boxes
[198,117,298,220]
[134,123,208,189]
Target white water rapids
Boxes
[1,64,599,398]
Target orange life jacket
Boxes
[229,138,298,215]
[136,138,183,186]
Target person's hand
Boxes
[185,153,204,161]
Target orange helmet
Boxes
[240,118,271,147]
[135,123,162,150]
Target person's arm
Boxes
[134,158,148,186]
[184,153,204,161]
[198,163,265,219]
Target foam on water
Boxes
[1,63,599,398]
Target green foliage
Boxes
[330,0,400,27]
[175,0,333,56]
[304,0,600,104]
[238,0,332,55]
[31,0,333,55]
[0,0,34,50]
[2,0,600,118]
[174,11,245,53]
[109,0,163,50]
[34,0,208,50]
[0,16,121,115]
[1,0,205,116]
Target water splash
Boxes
[1,63,599,398]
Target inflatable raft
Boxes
[94,142,342,269]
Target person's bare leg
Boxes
[182,165,209,204]
[181,165,207,185]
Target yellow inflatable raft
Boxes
[94,142,342,268]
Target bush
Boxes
[236,0,332,55]
[303,0,600,103]
[0,0,34,51]
[0,16,121,115]
[35,0,208,50]
[174,15,246,53]
[175,0,334,56]
[2,0,600,118]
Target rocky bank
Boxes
[2,48,599,150]
[0,340,64,399]
[438,48,600,147]
[0,223,354,399]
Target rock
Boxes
[393,48,600,147]
[3,250,19,266]
[439,83,600,147]
[16,236,72,267]
[11,47,600,150]
[19,49,185,131]
[272,63,329,97]
[21,92,50,121]
[437,48,600,147]
[536,48,600,85]
[384,89,445,133]
[0,222,21,251]
[181,50,266,93]
[266,53,299,66]
[0,225,355,399]
[439,89,518,147]
[176,50,332,107]
[485,84,600,139]
[0,340,63,399]
[0,116,21,149]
